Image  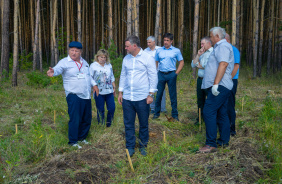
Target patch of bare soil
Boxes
[31,143,122,184]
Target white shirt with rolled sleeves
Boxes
[53,55,92,99]
[201,39,234,90]
[89,62,115,95]
[191,47,213,78]
[119,49,158,101]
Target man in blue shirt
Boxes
[118,35,158,157]
[153,33,184,121]
[47,41,92,149]
[225,33,240,136]
[200,27,234,153]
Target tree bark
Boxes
[278,0,282,72]
[0,0,10,79]
[235,0,240,49]
[192,0,200,77]
[127,0,132,37]
[167,0,171,33]
[93,0,96,54]
[252,0,259,78]
[108,0,113,45]
[154,0,161,44]
[218,0,221,26]
[258,0,265,77]
[67,0,70,47]
[232,0,236,45]
[178,0,184,51]
[267,0,274,75]
[101,0,104,44]
[33,0,40,71]
[77,0,82,42]
[12,0,19,86]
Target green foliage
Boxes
[26,71,63,88]
[20,50,33,70]
[56,27,73,59]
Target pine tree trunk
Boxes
[192,0,200,77]
[231,0,236,45]
[154,0,161,44]
[0,0,10,79]
[178,0,184,51]
[52,0,58,65]
[273,0,279,74]
[278,0,282,72]
[33,0,40,71]
[108,0,113,45]
[157,0,162,46]
[267,0,274,75]
[253,0,259,78]
[67,0,70,47]
[12,0,19,86]
[30,0,35,58]
[93,0,96,54]
[218,0,221,26]
[167,0,171,33]
[77,0,82,42]
[101,0,104,44]
[207,0,210,32]
[39,7,42,73]
[258,0,265,77]
[127,0,132,37]
[235,0,240,49]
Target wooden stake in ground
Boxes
[54,110,56,124]
[15,124,18,134]
[125,149,134,172]
[79,182,82,184]
[163,131,166,143]
[199,108,202,131]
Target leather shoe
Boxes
[199,145,217,153]
[152,115,159,120]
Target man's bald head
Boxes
[225,33,231,43]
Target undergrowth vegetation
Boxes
[0,58,281,183]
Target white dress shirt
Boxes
[53,55,91,99]
[89,62,115,95]
[144,46,161,70]
[119,49,158,101]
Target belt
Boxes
[160,70,175,74]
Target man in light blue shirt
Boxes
[47,41,92,149]
[200,27,234,153]
[225,33,240,136]
[118,35,158,157]
[153,33,184,121]
[191,36,213,124]
[144,36,167,114]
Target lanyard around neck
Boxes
[75,60,83,72]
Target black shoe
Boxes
[152,115,159,120]
[127,148,135,157]
[106,122,111,127]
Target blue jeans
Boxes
[122,99,149,149]
[228,79,238,135]
[94,92,115,125]
[203,86,231,147]
[66,94,92,145]
[150,90,166,112]
[155,71,178,118]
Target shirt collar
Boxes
[130,48,143,57]
[68,55,83,63]
[214,39,227,49]
[163,45,173,50]
[207,47,214,52]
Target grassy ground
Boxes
[0,65,281,184]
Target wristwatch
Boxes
[148,94,154,98]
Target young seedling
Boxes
[125,149,134,172]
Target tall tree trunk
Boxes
[127,0,132,37]
[33,0,40,71]
[77,0,82,42]
[108,0,113,45]
[30,0,35,59]
[278,0,282,72]
[192,0,200,77]
[258,0,265,77]
[101,0,104,44]
[67,0,70,47]
[235,0,240,49]
[231,0,236,45]
[252,0,259,78]
[218,0,221,26]
[207,0,210,32]
[267,0,274,75]
[273,0,279,73]
[178,0,184,51]
[171,0,175,36]
[0,0,10,79]
[52,0,58,65]
[167,0,171,33]
[39,7,42,73]
[154,0,161,44]
[50,0,54,66]
[12,0,19,86]
[157,0,162,46]
[93,0,96,55]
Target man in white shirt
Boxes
[47,41,92,149]
[118,35,158,157]
[191,37,213,124]
[144,36,167,114]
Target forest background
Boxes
[0,0,281,183]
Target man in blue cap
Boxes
[47,41,92,149]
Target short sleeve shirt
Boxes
[201,39,234,90]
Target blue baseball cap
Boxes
[69,41,82,49]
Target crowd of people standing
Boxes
[47,26,240,156]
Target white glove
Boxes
[212,84,220,96]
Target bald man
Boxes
[225,33,240,136]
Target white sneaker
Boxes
[81,140,89,144]
[72,144,82,149]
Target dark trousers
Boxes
[94,92,115,125]
[228,79,238,135]
[155,71,178,118]
[203,86,231,147]
[122,99,149,149]
[66,94,92,145]
[197,77,208,121]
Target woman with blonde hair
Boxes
[90,49,116,127]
